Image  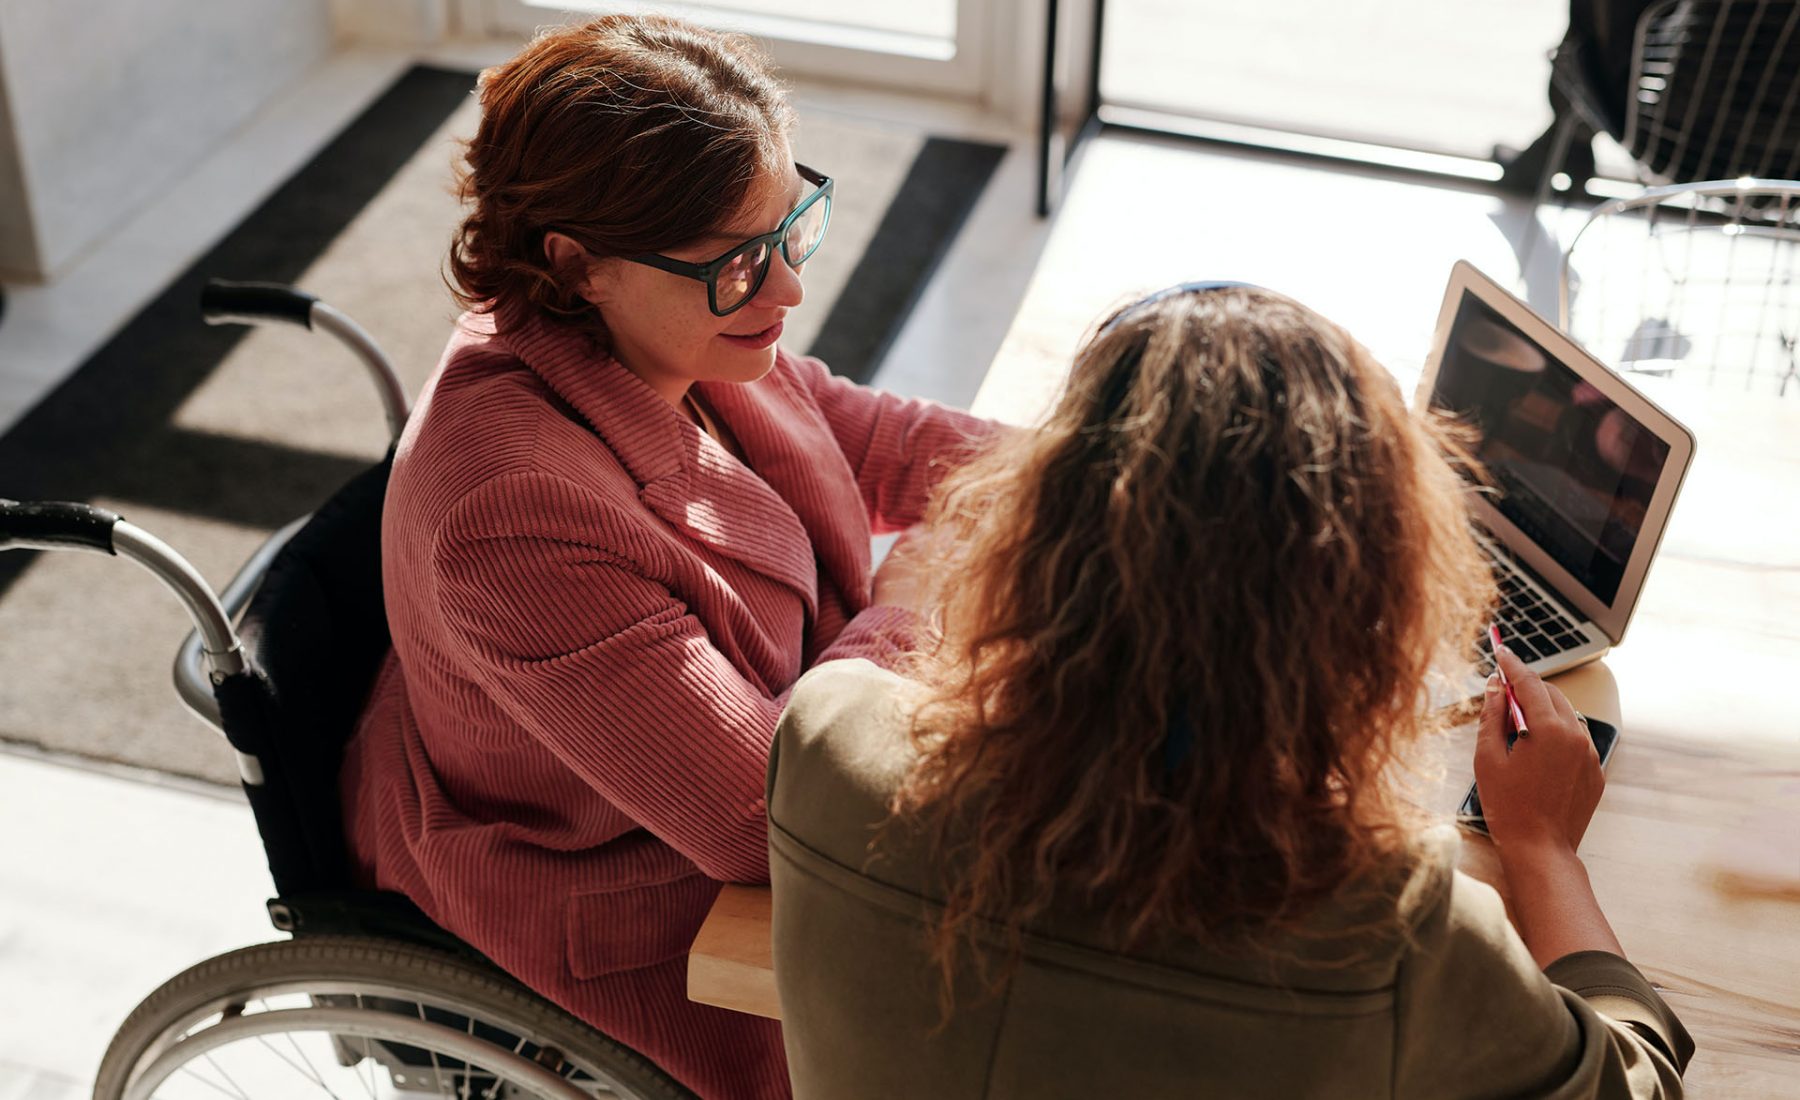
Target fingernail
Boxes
[1485,673,1500,693]
[1497,643,1512,658]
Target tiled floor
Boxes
[0,755,269,1100]
[0,36,1592,1099]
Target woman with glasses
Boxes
[768,285,1692,1097]
[338,15,992,1098]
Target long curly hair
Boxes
[447,14,795,341]
[896,286,1494,1000]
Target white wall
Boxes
[0,0,333,280]
[0,59,35,275]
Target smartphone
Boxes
[1457,716,1620,835]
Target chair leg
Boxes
[1516,112,1594,289]
[1498,109,1597,197]
[1533,113,1587,207]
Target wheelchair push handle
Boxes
[201,279,320,329]
[0,497,243,673]
[200,278,409,442]
[0,499,263,783]
[0,498,122,553]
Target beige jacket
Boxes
[767,659,1693,1099]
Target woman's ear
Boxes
[543,230,608,306]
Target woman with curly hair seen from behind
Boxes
[339,14,994,1099]
[767,284,1693,1097]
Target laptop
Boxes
[1417,262,1696,682]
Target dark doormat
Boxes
[0,64,1003,784]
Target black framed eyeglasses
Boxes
[624,164,834,316]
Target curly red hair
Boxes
[897,287,1495,1003]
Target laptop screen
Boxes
[1428,293,1673,606]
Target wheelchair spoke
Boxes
[459,1014,475,1100]
[479,1035,532,1100]
[202,1053,251,1100]
[283,1031,345,1098]
[252,1034,334,1094]
[358,1036,379,1099]
[417,1001,449,1095]
[350,993,380,1100]
[98,939,676,1100]
[176,1062,248,1100]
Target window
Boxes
[480,0,989,97]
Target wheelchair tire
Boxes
[93,934,698,1100]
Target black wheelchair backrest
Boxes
[218,451,394,898]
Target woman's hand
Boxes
[1472,645,1605,856]
[1472,645,1625,968]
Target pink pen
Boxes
[1488,624,1529,737]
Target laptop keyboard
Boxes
[1477,545,1593,674]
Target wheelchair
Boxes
[0,281,696,1100]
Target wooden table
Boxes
[689,362,1800,1095]
[688,882,781,1020]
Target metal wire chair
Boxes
[1625,0,1800,185]
[1559,178,1800,395]
[1508,1,1800,202]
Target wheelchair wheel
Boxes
[93,935,696,1100]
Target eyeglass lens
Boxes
[783,194,830,267]
[713,192,831,312]
[716,241,771,312]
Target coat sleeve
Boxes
[429,471,810,884]
[787,352,1001,534]
[1395,868,1692,1098]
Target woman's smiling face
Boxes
[572,154,811,405]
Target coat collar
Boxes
[496,308,820,614]
[697,362,875,616]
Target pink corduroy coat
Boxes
[339,307,994,1100]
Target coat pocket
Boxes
[564,873,720,978]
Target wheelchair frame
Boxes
[0,280,695,1100]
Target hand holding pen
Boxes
[1470,641,1623,968]
[1489,623,1529,742]
[1473,639,1605,853]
